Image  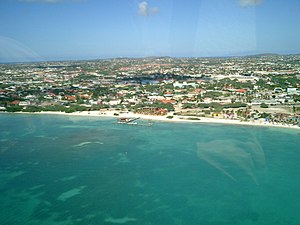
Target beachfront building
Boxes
[135,107,168,116]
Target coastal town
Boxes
[1,55,300,126]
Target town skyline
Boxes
[1,0,300,63]
[1,55,299,126]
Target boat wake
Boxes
[73,141,103,147]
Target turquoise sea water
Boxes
[1,113,300,225]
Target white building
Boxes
[287,88,300,95]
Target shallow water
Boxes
[0,113,300,225]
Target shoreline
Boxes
[3,110,299,130]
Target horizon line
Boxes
[1,52,300,64]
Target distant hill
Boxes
[244,53,280,58]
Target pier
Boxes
[117,117,152,127]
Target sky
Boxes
[0,0,300,62]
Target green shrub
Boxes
[260,103,269,108]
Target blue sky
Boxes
[0,0,300,62]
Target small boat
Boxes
[116,117,152,127]
[117,117,140,124]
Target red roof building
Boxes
[237,89,247,93]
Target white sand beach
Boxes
[24,110,300,130]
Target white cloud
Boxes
[239,0,263,7]
[138,1,159,17]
